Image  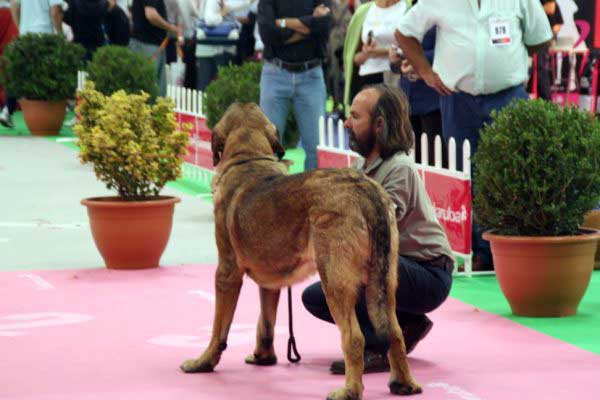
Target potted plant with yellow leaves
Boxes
[75,82,190,269]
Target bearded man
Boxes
[302,84,455,374]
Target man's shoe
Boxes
[0,108,14,129]
[401,315,433,354]
[330,350,389,375]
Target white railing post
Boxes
[327,116,334,147]
[337,119,345,150]
[420,133,428,166]
[318,116,326,146]
[462,140,471,177]
[448,137,457,172]
[434,135,442,168]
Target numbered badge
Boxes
[489,17,512,47]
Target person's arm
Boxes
[50,4,63,33]
[145,6,181,36]
[395,2,449,94]
[10,0,20,28]
[297,1,332,37]
[257,0,295,47]
[395,30,451,95]
[286,32,307,44]
[380,164,413,223]
[203,0,224,26]
[521,0,553,54]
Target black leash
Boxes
[286,286,301,363]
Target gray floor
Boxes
[0,137,219,271]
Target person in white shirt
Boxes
[345,0,408,103]
[10,0,63,34]
[196,0,256,90]
[394,0,552,270]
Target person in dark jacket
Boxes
[64,0,130,61]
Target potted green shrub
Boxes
[474,99,600,317]
[203,61,300,148]
[0,33,84,135]
[75,82,190,269]
[86,45,158,100]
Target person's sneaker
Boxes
[330,350,389,375]
[0,108,14,129]
[401,315,433,354]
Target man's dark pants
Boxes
[440,85,529,266]
[302,257,452,352]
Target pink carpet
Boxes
[1,265,599,400]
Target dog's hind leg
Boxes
[180,261,243,373]
[245,287,280,366]
[320,280,365,400]
[386,310,422,395]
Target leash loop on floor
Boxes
[286,286,301,363]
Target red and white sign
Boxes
[420,170,472,255]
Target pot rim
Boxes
[483,228,600,243]
[81,196,181,208]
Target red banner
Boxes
[420,171,472,255]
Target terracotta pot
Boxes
[582,210,600,270]
[81,196,181,270]
[19,99,68,136]
[483,230,600,317]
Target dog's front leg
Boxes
[245,287,280,366]
[181,262,243,373]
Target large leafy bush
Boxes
[86,45,158,100]
[473,99,600,236]
[0,33,84,101]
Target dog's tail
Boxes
[360,180,399,353]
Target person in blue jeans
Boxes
[257,0,332,170]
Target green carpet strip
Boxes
[450,272,600,355]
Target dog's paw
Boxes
[244,353,277,366]
[180,358,214,373]
[389,380,422,396]
[326,388,361,400]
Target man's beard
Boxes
[349,128,376,157]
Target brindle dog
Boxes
[180,103,422,399]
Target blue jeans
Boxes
[129,39,166,97]
[440,84,529,262]
[302,257,452,352]
[259,62,326,170]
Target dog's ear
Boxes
[271,130,286,160]
[267,124,285,160]
[211,129,224,166]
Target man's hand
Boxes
[389,45,403,65]
[422,70,452,96]
[220,5,230,17]
[313,4,330,17]
[400,59,420,81]
[362,40,377,58]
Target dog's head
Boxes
[211,103,286,166]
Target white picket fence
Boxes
[318,115,471,175]
[166,85,206,118]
